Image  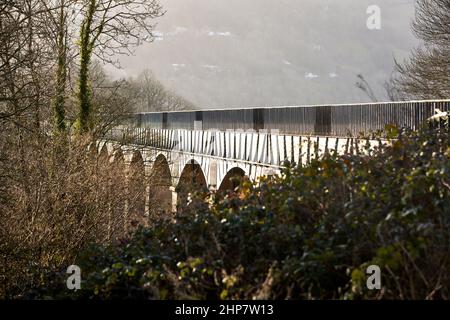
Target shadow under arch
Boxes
[150,154,172,186]
[176,159,208,208]
[128,150,146,228]
[148,154,173,216]
[87,141,98,159]
[130,150,144,168]
[111,148,125,166]
[107,147,127,240]
[99,144,109,162]
[218,167,247,193]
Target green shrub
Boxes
[33,127,450,299]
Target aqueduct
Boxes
[101,100,449,214]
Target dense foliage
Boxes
[34,127,449,300]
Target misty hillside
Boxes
[107,0,418,109]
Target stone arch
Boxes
[176,159,208,208]
[148,154,173,216]
[218,167,248,193]
[127,150,146,229]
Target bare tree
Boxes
[0,0,167,298]
[355,73,404,103]
[0,0,52,124]
[75,0,164,133]
[390,0,450,99]
[53,0,70,132]
[355,74,379,102]
[89,60,137,136]
[130,70,195,112]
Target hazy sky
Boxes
[105,0,418,109]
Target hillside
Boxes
[108,0,418,108]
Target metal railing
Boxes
[133,100,450,136]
